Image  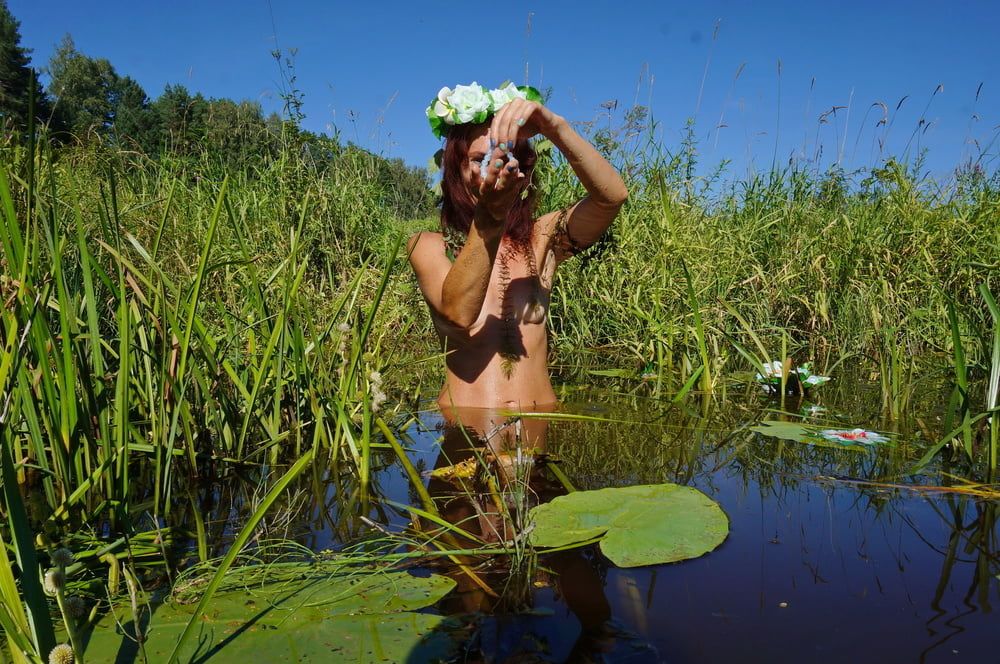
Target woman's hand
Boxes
[476,141,524,227]
[490,98,563,147]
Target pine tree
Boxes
[0,0,53,131]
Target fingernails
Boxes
[494,159,504,169]
[498,142,507,151]
[516,118,526,126]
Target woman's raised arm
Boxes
[491,99,628,254]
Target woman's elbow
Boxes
[596,183,628,209]
[438,299,476,332]
[609,183,628,208]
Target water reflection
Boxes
[421,406,622,660]
[390,383,1000,663]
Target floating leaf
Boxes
[529,484,728,567]
[751,420,889,449]
[85,570,458,662]
[750,420,814,442]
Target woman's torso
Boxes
[436,223,559,409]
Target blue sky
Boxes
[11,0,1000,181]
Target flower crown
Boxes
[427,82,543,139]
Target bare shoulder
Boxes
[407,231,451,312]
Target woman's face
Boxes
[461,126,492,202]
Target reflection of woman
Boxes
[428,406,613,654]
[408,82,627,410]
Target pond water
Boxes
[322,375,1000,663]
[46,373,997,663]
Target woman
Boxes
[408,82,627,411]
[409,85,623,650]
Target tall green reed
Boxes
[0,128,410,661]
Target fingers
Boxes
[478,144,507,194]
[492,99,530,151]
[494,154,521,191]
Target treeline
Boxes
[0,1,434,219]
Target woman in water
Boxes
[408,82,627,412]
[409,84,624,649]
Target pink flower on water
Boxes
[818,428,888,445]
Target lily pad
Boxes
[750,420,815,442]
[84,569,458,662]
[751,420,889,449]
[528,484,728,567]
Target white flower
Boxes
[336,322,351,333]
[432,86,454,120]
[755,360,830,391]
[447,83,491,124]
[755,360,784,382]
[48,644,74,664]
[368,371,382,385]
[819,428,888,445]
[489,83,527,110]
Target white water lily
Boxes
[819,428,888,445]
[755,360,830,392]
[755,360,786,381]
[802,374,830,387]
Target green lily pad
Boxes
[528,484,728,567]
[84,570,458,662]
[750,420,814,442]
[750,420,880,449]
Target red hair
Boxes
[440,122,538,247]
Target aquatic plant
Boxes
[752,420,891,449]
[755,360,831,394]
[818,428,889,446]
[529,483,729,567]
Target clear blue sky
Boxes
[11,0,1000,181]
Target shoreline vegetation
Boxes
[2,2,999,661]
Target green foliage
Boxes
[87,565,457,662]
[529,484,729,567]
[47,34,122,138]
[0,0,53,133]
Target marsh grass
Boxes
[0,131,413,661]
[1,93,999,660]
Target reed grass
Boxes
[0,130,409,661]
[1,95,999,660]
